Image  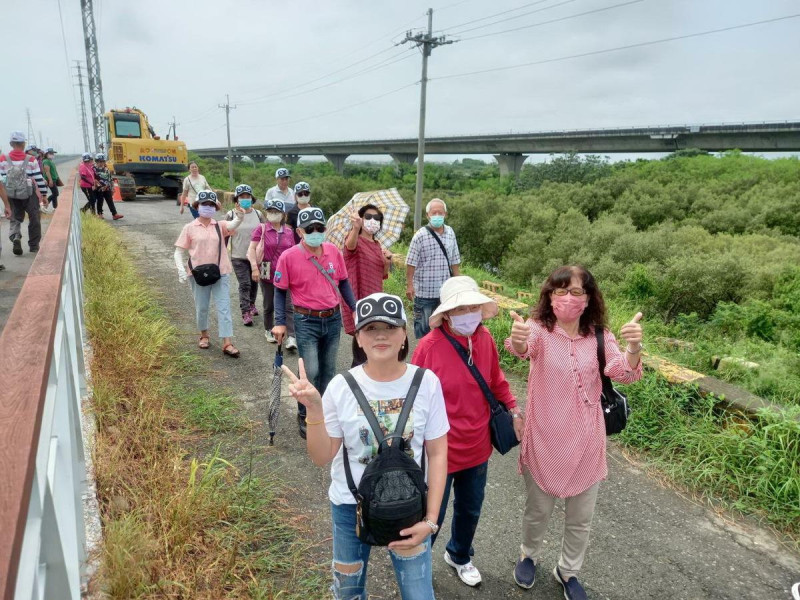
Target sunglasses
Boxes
[363,213,381,221]
[296,191,310,197]
[303,224,326,234]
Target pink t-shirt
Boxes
[273,242,348,310]
[79,162,96,188]
[175,219,236,276]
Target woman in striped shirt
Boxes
[505,265,643,600]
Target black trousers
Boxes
[95,188,117,216]
[81,187,95,213]
[48,185,59,209]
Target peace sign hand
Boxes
[619,312,643,349]
[281,358,323,412]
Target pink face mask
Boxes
[551,294,587,323]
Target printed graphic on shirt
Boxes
[355,399,414,464]
[274,271,282,282]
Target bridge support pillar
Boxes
[279,154,300,165]
[494,153,528,177]
[324,154,349,175]
[390,153,417,166]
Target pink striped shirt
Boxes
[505,321,642,498]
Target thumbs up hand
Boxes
[509,310,531,352]
[620,312,643,349]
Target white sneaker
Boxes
[265,331,277,343]
[444,551,482,587]
[286,336,297,350]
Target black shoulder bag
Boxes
[425,226,453,277]
[595,328,631,435]
[188,223,222,286]
[441,328,520,455]
[341,368,428,546]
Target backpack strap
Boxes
[341,366,428,501]
[425,226,453,277]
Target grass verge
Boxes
[82,215,326,598]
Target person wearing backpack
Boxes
[0,132,49,255]
[246,198,296,345]
[226,184,264,326]
[412,276,523,588]
[282,293,449,600]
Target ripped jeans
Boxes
[330,502,435,600]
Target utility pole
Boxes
[73,61,91,151]
[402,8,454,230]
[219,95,236,190]
[167,116,178,140]
[81,0,105,151]
[26,109,36,147]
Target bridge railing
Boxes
[0,172,89,599]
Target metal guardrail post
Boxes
[0,172,90,600]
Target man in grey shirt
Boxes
[405,198,461,339]
[264,167,296,212]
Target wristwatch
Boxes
[424,518,439,534]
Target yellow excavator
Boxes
[104,107,188,201]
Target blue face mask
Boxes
[429,215,445,228]
[239,199,252,210]
[303,232,325,247]
[198,205,216,218]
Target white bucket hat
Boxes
[429,276,498,330]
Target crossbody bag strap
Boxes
[186,222,223,272]
[310,254,343,299]
[441,328,502,413]
[595,327,615,397]
[425,226,453,277]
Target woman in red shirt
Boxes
[411,275,522,588]
[341,204,393,366]
[505,265,643,600]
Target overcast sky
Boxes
[3,0,799,157]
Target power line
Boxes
[57,0,81,136]
[460,0,644,41]
[433,13,800,81]
[177,105,220,126]
[232,82,418,130]
[238,48,416,107]
[441,0,555,33]
[450,0,580,36]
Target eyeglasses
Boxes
[363,214,381,221]
[296,191,310,197]
[303,224,326,234]
[552,288,586,296]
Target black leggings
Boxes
[49,185,59,209]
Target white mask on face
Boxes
[297,195,310,205]
[363,219,381,235]
[449,310,483,336]
[266,211,283,223]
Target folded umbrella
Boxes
[268,344,283,446]
[325,188,409,249]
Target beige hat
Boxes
[429,276,498,330]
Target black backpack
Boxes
[342,367,428,546]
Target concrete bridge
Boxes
[192,121,800,175]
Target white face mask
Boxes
[297,195,310,205]
[449,310,483,336]
[266,211,283,223]
[363,219,381,235]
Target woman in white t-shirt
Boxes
[179,161,211,218]
[283,292,449,600]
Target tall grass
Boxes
[618,372,800,543]
[82,216,326,598]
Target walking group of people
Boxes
[173,163,646,600]
[79,152,124,220]
[0,131,63,270]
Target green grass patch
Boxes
[82,215,326,598]
[618,371,800,544]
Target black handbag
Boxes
[441,328,520,455]
[188,223,222,287]
[595,328,631,435]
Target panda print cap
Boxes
[355,293,407,330]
